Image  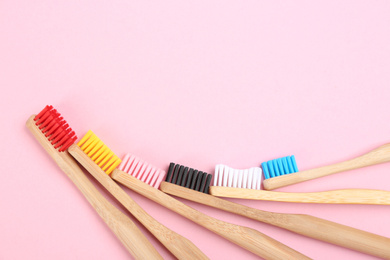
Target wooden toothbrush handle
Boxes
[27,116,162,260]
[209,187,390,205]
[68,145,208,260]
[160,182,390,259]
[263,143,390,190]
[111,170,311,260]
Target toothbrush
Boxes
[68,130,208,260]
[209,164,390,205]
[109,154,310,260]
[262,144,390,190]
[159,163,390,259]
[26,106,162,260]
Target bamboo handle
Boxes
[160,181,390,259]
[111,169,310,260]
[26,116,162,260]
[263,143,390,190]
[68,145,208,260]
[209,186,390,205]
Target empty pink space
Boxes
[1,1,390,259]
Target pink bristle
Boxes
[118,154,131,171]
[154,171,166,189]
[145,167,157,185]
[141,165,152,183]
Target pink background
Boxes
[1,1,390,259]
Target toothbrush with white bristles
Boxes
[209,164,390,205]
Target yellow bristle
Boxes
[102,156,117,172]
[84,137,99,154]
[106,156,122,174]
[98,151,114,168]
[80,135,96,151]
[95,147,110,164]
[87,140,104,157]
[91,143,106,161]
[77,130,93,147]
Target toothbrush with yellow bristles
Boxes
[69,131,311,260]
[26,106,162,260]
[68,130,209,260]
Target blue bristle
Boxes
[277,158,285,175]
[281,157,289,173]
[261,162,271,179]
[261,155,298,179]
[268,160,275,177]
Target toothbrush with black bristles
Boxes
[108,155,310,260]
[159,163,390,259]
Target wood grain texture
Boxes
[263,143,390,190]
[68,144,208,260]
[209,186,390,205]
[111,169,311,260]
[26,115,162,260]
[160,181,390,260]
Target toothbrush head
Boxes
[261,155,298,179]
[33,105,77,152]
[118,154,166,189]
[77,130,122,175]
[213,164,263,190]
[165,163,212,193]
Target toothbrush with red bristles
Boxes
[26,106,162,260]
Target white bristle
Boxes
[252,168,258,189]
[242,169,248,189]
[237,170,243,188]
[247,168,253,189]
[214,164,263,190]
[145,167,156,185]
[214,165,220,186]
[222,165,228,187]
[218,165,224,186]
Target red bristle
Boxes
[35,105,77,152]
[36,111,51,125]
[42,118,57,133]
[52,129,69,147]
[60,135,77,152]
[55,129,74,147]
[34,105,52,121]
[39,115,53,129]
[45,122,60,137]
[48,127,62,141]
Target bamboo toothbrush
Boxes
[26,106,162,260]
[159,163,390,259]
[209,164,390,204]
[109,154,310,260]
[262,144,390,190]
[68,130,208,260]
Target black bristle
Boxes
[190,170,199,190]
[176,165,185,185]
[165,163,175,182]
[185,168,194,188]
[199,172,208,192]
[195,172,205,191]
[171,164,180,184]
[204,174,212,193]
[180,167,189,186]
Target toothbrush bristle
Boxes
[77,130,122,175]
[165,163,212,193]
[261,155,298,179]
[214,164,263,190]
[34,105,77,152]
[119,154,166,188]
